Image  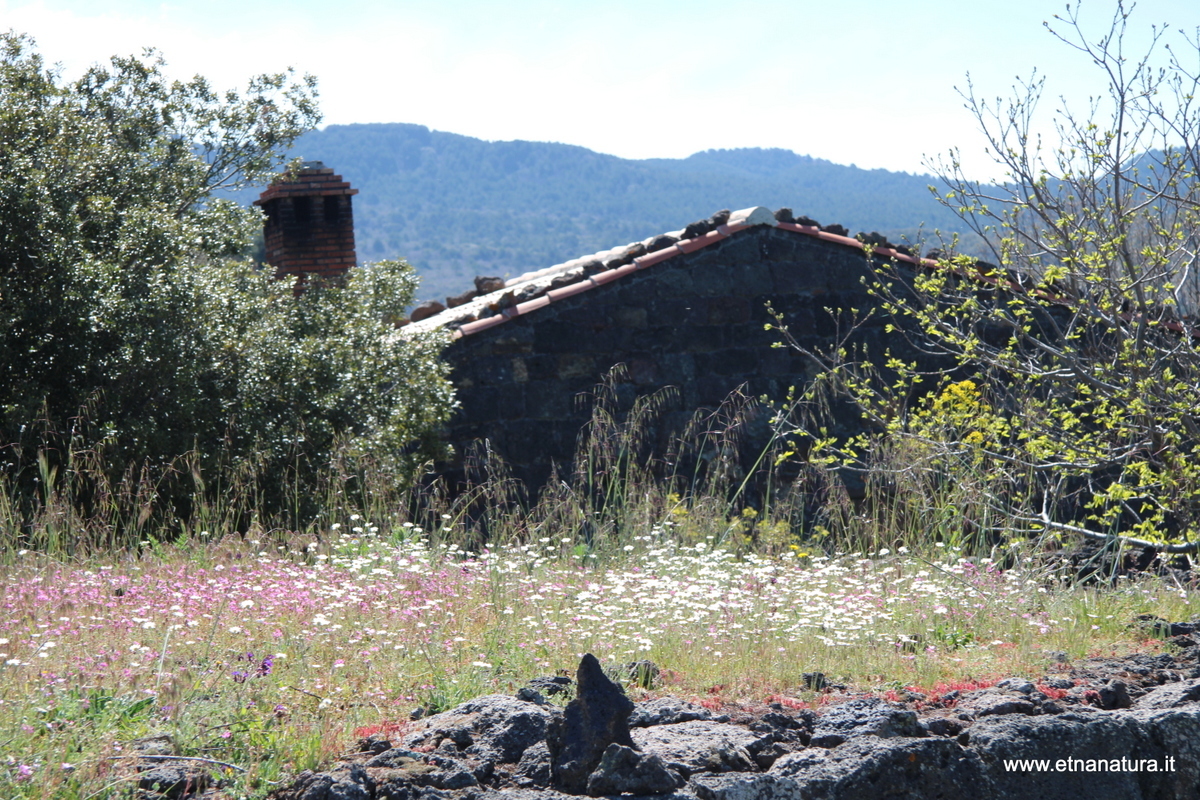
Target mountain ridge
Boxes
[246,122,968,302]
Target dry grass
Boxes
[0,380,1195,797]
[0,523,1195,797]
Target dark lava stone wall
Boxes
[441,225,933,491]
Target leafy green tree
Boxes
[783,3,1200,555]
[0,32,455,529]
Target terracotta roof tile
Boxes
[513,295,552,315]
[602,263,639,282]
[815,230,864,248]
[677,229,729,253]
[775,221,820,234]
[633,246,681,270]
[457,315,508,336]
[391,203,1200,345]
[547,279,599,302]
[716,222,753,236]
[400,205,933,340]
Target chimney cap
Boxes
[301,160,327,170]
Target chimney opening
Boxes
[293,195,313,227]
[323,195,341,225]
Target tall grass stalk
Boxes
[0,376,1194,798]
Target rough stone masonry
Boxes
[404,207,947,493]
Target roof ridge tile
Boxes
[726,206,779,227]
[400,206,918,337]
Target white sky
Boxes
[3,0,1198,179]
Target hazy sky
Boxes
[3,0,1198,178]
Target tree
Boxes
[0,32,455,533]
[784,3,1200,555]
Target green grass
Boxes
[0,522,1195,798]
[0,383,1196,797]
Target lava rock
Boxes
[630,698,724,727]
[632,720,767,776]
[514,741,552,787]
[284,763,372,800]
[809,697,925,747]
[546,653,636,793]
[922,715,966,737]
[995,678,1036,694]
[707,209,731,227]
[366,750,435,769]
[268,647,1200,800]
[409,300,446,323]
[585,744,682,796]
[1134,678,1200,709]
[644,234,678,253]
[136,764,210,799]
[755,736,987,800]
[526,676,573,697]
[401,695,558,765]
[446,289,478,308]
[357,734,394,755]
[855,231,893,248]
[579,258,606,276]
[474,276,505,294]
[956,689,1040,718]
[967,709,1200,799]
[1096,680,1133,710]
[516,687,547,705]
[692,772,801,800]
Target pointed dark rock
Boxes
[547,653,635,793]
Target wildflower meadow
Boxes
[2,510,1196,797]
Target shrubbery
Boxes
[781,3,1200,555]
[0,33,454,544]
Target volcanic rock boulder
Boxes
[268,647,1200,800]
[693,737,987,800]
[631,720,767,776]
[136,764,212,800]
[630,697,729,727]
[965,706,1200,800]
[1135,677,1200,709]
[585,744,683,795]
[546,653,636,793]
[514,741,552,787]
[282,762,373,800]
[808,696,925,747]
[399,694,558,765]
[699,698,1200,800]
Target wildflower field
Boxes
[2,514,1196,798]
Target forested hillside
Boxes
[246,123,968,302]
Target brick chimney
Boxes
[254,161,359,281]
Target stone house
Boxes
[252,166,943,494]
[402,206,943,492]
